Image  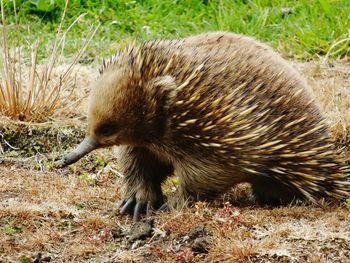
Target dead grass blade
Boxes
[0,0,99,122]
[322,31,350,64]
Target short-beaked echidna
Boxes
[61,32,350,221]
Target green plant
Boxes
[78,172,97,186]
[0,0,98,122]
[30,0,56,12]
[3,224,22,235]
[93,155,106,169]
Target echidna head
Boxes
[60,62,176,166]
[87,67,142,147]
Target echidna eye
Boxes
[97,123,118,137]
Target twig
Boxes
[0,132,20,150]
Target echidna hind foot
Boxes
[250,168,350,205]
[251,176,306,205]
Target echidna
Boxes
[60,32,350,221]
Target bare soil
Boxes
[0,60,349,262]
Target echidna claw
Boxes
[119,197,164,222]
[119,198,135,215]
[133,202,147,222]
[158,203,170,212]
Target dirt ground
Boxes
[0,60,350,262]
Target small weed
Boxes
[57,219,75,231]
[93,155,106,170]
[18,255,31,263]
[78,172,97,186]
[3,225,22,235]
[346,199,350,210]
[75,202,86,210]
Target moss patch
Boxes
[0,120,85,157]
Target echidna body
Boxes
[62,32,349,220]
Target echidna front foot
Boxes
[119,193,164,222]
[117,146,174,221]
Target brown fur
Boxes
[86,32,349,210]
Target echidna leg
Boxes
[179,173,226,202]
[117,146,173,221]
[251,175,305,205]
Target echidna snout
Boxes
[60,137,99,167]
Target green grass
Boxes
[3,0,350,61]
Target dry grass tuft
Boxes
[0,0,98,122]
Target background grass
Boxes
[2,0,350,61]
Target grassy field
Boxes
[1,0,350,262]
[3,0,350,61]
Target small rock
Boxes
[33,252,51,263]
[111,226,124,239]
[191,237,211,254]
[188,225,208,239]
[128,219,154,242]
[175,225,212,254]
